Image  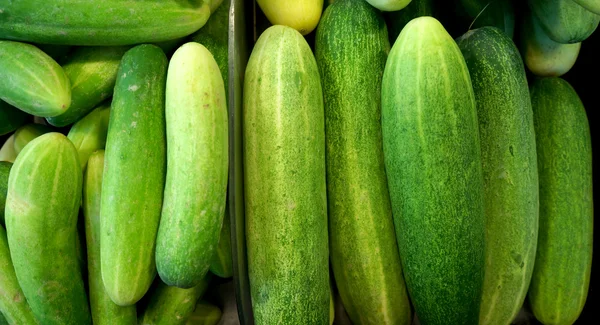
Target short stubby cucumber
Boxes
[456,26,539,325]
[527,0,600,43]
[5,132,91,325]
[381,16,486,325]
[67,102,111,172]
[13,123,54,156]
[528,77,593,325]
[244,25,330,324]
[209,204,233,278]
[100,44,168,306]
[0,41,71,117]
[0,101,28,136]
[0,135,16,163]
[0,162,11,225]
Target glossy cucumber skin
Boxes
[100,45,167,306]
[0,41,71,117]
[528,77,593,325]
[0,101,28,136]
[67,102,111,172]
[209,205,233,278]
[0,1,211,46]
[244,25,329,324]
[0,162,10,225]
[12,123,54,156]
[315,1,411,324]
[527,0,600,43]
[0,135,17,163]
[5,132,91,325]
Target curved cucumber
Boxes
[382,16,485,325]
[0,135,17,163]
[0,162,10,225]
[527,0,600,43]
[209,205,233,278]
[572,0,600,15]
[244,25,329,324]
[0,41,71,117]
[67,102,111,171]
[256,0,324,35]
[5,132,90,325]
[100,45,168,306]
[13,123,54,156]
[315,1,411,324]
[0,101,28,136]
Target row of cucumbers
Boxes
[243,1,592,325]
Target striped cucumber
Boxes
[0,135,16,163]
[0,101,28,136]
[209,205,233,278]
[0,162,10,225]
[67,102,111,171]
[13,124,54,156]
[527,0,600,43]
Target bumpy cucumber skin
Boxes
[0,135,17,163]
[456,26,539,325]
[209,205,233,278]
[5,132,90,325]
[0,41,71,117]
[315,1,411,324]
[12,123,54,156]
[528,77,593,325]
[100,45,168,307]
[256,0,324,35]
[0,162,10,225]
[0,1,211,46]
[67,102,111,171]
[244,25,329,324]
[382,17,485,325]
[527,0,600,43]
[0,101,28,136]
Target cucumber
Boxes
[528,77,593,325]
[209,205,233,278]
[381,16,485,325]
[572,0,600,14]
[457,0,515,38]
[67,102,111,172]
[256,0,324,35]
[315,1,412,324]
[0,1,211,46]
[13,123,54,156]
[0,162,10,225]
[366,0,412,11]
[0,135,16,163]
[156,42,228,288]
[384,0,435,45]
[47,46,129,127]
[185,301,222,325]
[527,0,600,43]
[5,132,90,325]
[84,151,137,325]
[244,25,329,324]
[100,44,168,306]
[456,26,539,325]
[0,101,28,136]
[0,41,71,117]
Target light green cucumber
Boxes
[366,0,412,11]
[67,102,111,172]
[185,301,222,325]
[527,0,600,43]
[13,123,54,156]
[209,204,233,278]
[0,101,28,136]
[0,135,16,163]
[572,0,600,14]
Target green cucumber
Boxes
[209,205,233,278]
[0,162,10,225]
[47,46,129,127]
[84,151,137,325]
[381,16,485,325]
[13,123,54,156]
[5,132,90,324]
[0,41,71,117]
[244,25,329,324]
[0,101,28,136]
[185,301,222,325]
[366,0,412,11]
[315,1,411,324]
[456,26,539,325]
[0,135,16,163]
[67,102,111,171]
[384,0,435,45]
[527,0,600,43]
[0,1,211,46]
[100,44,167,306]
[457,0,514,38]
[528,77,593,325]
[572,0,600,14]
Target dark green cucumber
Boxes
[0,101,28,136]
[456,0,515,38]
[5,132,90,324]
[528,77,593,325]
[0,135,16,163]
[382,16,485,325]
[100,45,167,306]
[0,162,10,225]
[13,123,54,156]
[209,205,233,278]
[527,0,600,43]
[384,0,435,45]
[456,26,539,325]
[67,102,111,171]
[315,1,411,324]
[244,25,329,324]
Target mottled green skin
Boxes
[456,0,514,38]
[47,46,128,127]
[139,274,211,325]
[573,0,600,14]
[67,102,111,172]
[185,302,221,325]
[157,42,229,288]
[0,1,211,46]
[209,205,233,278]
[315,1,411,324]
[84,151,137,325]
[527,0,600,43]
[0,101,28,136]
[456,27,539,325]
[5,133,90,324]
[0,162,10,225]
[100,45,167,306]
[0,41,71,117]
[0,136,16,163]
[381,17,485,325]
[528,78,593,325]
[12,124,54,156]
[244,25,329,325]
[385,0,434,45]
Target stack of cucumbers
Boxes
[245,0,593,325]
[1,1,231,325]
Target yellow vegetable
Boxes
[257,0,324,35]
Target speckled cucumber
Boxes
[209,205,233,278]
[528,77,593,325]
[101,45,168,306]
[382,16,485,325]
[0,101,28,136]
[5,132,90,324]
[527,0,600,43]
[67,102,111,171]
[0,162,10,225]
[315,1,411,324]
[244,25,329,324]
[13,123,54,156]
[456,26,539,325]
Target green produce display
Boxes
[527,0,600,43]
[0,162,10,225]
[12,123,54,156]
[0,135,17,163]
[0,101,28,136]
[67,102,111,172]
[209,205,233,278]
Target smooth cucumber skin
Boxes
[209,205,233,278]
[527,0,600,43]
[47,46,129,127]
[384,0,434,45]
[156,42,228,288]
[5,132,90,325]
[84,151,137,325]
[528,77,593,325]
[366,0,412,11]
[572,0,600,14]
[0,1,211,46]
[0,41,71,117]
[0,101,28,136]
[12,123,54,156]
[256,0,324,35]
[0,135,16,163]
[456,26,539,325]
[244,25,329,324]
[100,45,168,306]
[457,0,514,38]
[0,162,10,225]
[67,102,111,172]
[315,1,411,324]
[381,16,485,325]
